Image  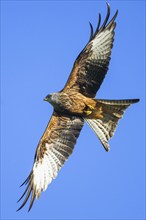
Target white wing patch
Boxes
[91,27,115,59]
[32,142,66,199]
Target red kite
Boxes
[17,3,139,211]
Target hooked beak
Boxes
[43,97,48,101]
[43,94,51,102]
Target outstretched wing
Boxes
[62,3,118,98]
[17,112,84,211]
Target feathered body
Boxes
[17,3,139,211]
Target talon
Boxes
[84,110,92,115]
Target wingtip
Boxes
[88,3,118,41]
[114,9,119,19]
[106,2,110,13]
[89,21,93,31]
[103,141,110,152]
[89,22,94,41]
[133,98,140,103]
[105,146,110,152]
[28,206,32,212]
[16,206,22,212]
[106,2,110,10]
[106,2,118,17]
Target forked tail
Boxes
[84,99,139,151]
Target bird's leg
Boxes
[84,109,92,115]
[83,104,95,115]
[84,104,104,118]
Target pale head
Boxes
[44,93,59,107]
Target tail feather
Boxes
[85,99,139,151]
[95,99,139,105]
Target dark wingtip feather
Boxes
[28,191,36,212]
[17,184,29,203]
[92,3,118,40]
[19,172,32,187]
[107,9,118,29]
[131,98,140,103]
[17,173,34,211]
[99,2,110,32]
[89,22,94,41]
[94,13,101,36]
[17,186,32,211]
[106,2,110,10]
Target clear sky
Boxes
[1,1,145,219]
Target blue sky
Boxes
[1,1,145,219]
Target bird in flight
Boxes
[17,3,139,211]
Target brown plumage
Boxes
[17,3,139,211]
[17,113,84,211]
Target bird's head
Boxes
[44,94,52,102]
[44,93,59,107]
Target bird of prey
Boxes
[17,3,139,211]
